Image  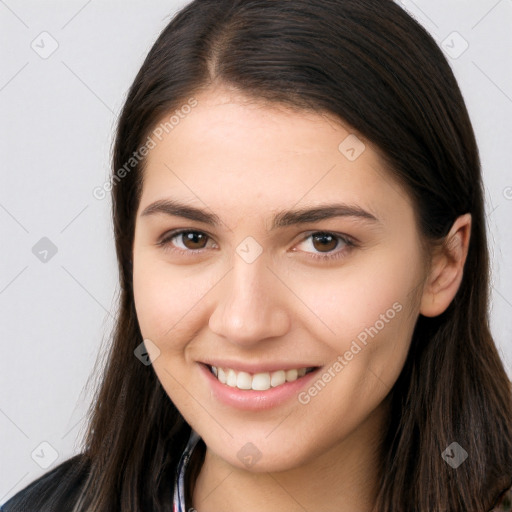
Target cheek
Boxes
[295,249,420,362]
[132,261,172,340]
[291,261,418,432]
[132,256,217,345]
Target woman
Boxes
[2,0,511,510]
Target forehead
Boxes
[138,88,412,223]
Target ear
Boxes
[419,213,472,318]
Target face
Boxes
[132,85,427,473]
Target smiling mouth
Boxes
[206,364,319,391]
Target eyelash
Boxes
[156,229,357,262]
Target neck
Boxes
[191,398,389,512]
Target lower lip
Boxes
[198,363,322,411]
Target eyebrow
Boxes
[139,198,381,230]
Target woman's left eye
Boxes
[293,231,356,261]
[157,229,356,261]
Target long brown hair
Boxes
[73,1,512,510]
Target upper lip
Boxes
[199,359,321,374]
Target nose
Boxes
[208,254,291,347]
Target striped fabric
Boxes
[173,429,201,512]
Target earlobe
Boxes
[419,213,472,318]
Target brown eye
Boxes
[176,231,208,250]
[158,230,212,253]
[293,231,355,262]
[311,232,338,252]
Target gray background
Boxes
[1,0,511,504]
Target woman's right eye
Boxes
[157,230,216,254]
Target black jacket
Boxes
[0,454,90,512]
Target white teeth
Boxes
[270,370,286,387]
[236,371,252,390]
[227,369,237,387]
[210,365,313,391]
[286,369,298,381]
[252,373,271,390]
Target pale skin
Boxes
[132,84,472,512]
